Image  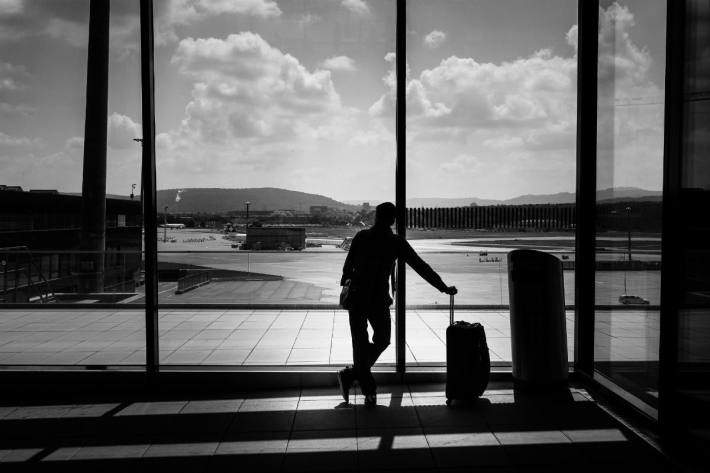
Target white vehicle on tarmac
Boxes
[619,295,650,305]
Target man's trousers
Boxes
[348,305,391,396]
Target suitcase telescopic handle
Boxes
[450,294,454,325]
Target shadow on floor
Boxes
[0,381,680,472]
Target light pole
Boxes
[625,206,632,263]
[163,205,168,243]
[133,138,143,214]
[245,201,250,228]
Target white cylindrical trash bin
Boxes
[508,249,568,387]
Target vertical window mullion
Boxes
[658,0,685,432]
[140,0,159,376]
[395,0,407,374]
[574,0,599,376]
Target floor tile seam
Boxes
[327,307,336,366]
[418,311,447,348]
[242,308,285,368]
[290,311,313,384]
[482,418,509,449]
[404,385,441,469]
[590,396,667,460]
[61,350,101,366]
[163,325,203,355]
[282,391,302,472]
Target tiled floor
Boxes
[0,381,678,472]
[0,309,668,366]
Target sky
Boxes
[0,0,666,203]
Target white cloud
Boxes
[0,0,23,15]
[440,154,483,174]
[0,131,34,147]
[0,2,134,54]
[371,49,576,133]
[156,0,281,44]
[320,55,357,72]
[108,113,142,149]
[168,0,281,23]
[0,3,89,45]
[0,0,278,48]
[151,32,395,199]
[170,32,343,143]
[594,3,664,190]
[44,18,87,48]
[0,102,33,115]
[297,13,320,28]
[65,136,84,151]
[0,77,21,91]
[341,0,370,16]
[374,6,658,139]
[0,61,29,91]
[347,129,392,147]
[371,3,664,197]
[0,148,83,193]
[161,33,347,166]
[423,30,447,49]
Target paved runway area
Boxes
[146,261,658,307]
[153,231,660,306]
[0,309,668,366]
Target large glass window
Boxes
[593,0,666,413]
[404,0,578,365]
[153,0,396,365]
[0,1,144,365]
[673,0,710,442]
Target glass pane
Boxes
[593,0,666,411]
[676,0,710,442]
[154,0,396,365]
[405,0,578,366]
[0,1,145,365]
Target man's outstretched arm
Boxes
[400,238,457,295]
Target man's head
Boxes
[375,202,396,227]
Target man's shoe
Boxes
[364,393,377,407]
[337,368,352,403]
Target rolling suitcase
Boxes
[445,294,491,405]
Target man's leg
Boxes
[367,306,392,367]
[362,306,391,400]
[348,308,376,396]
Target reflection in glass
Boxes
[593,0,666,411]
[0,1,144,364]
[674,0,710,444]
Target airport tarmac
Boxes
[153,229,660,306]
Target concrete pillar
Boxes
[79,0,110,293]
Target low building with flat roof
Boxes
[244,227,306,250]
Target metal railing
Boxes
[0,242,662,308]
[1,246,55,303]
[176,269,211,294]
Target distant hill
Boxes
[69,186,662,211]
[406,187,662,207]
[406,197,499,207]
[156,188,357,214]
[595,187,663,203]
[503,187,662,205]
[343,199,384,207]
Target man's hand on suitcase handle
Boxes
[444,286,457,295]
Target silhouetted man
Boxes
[338,202,457,405]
